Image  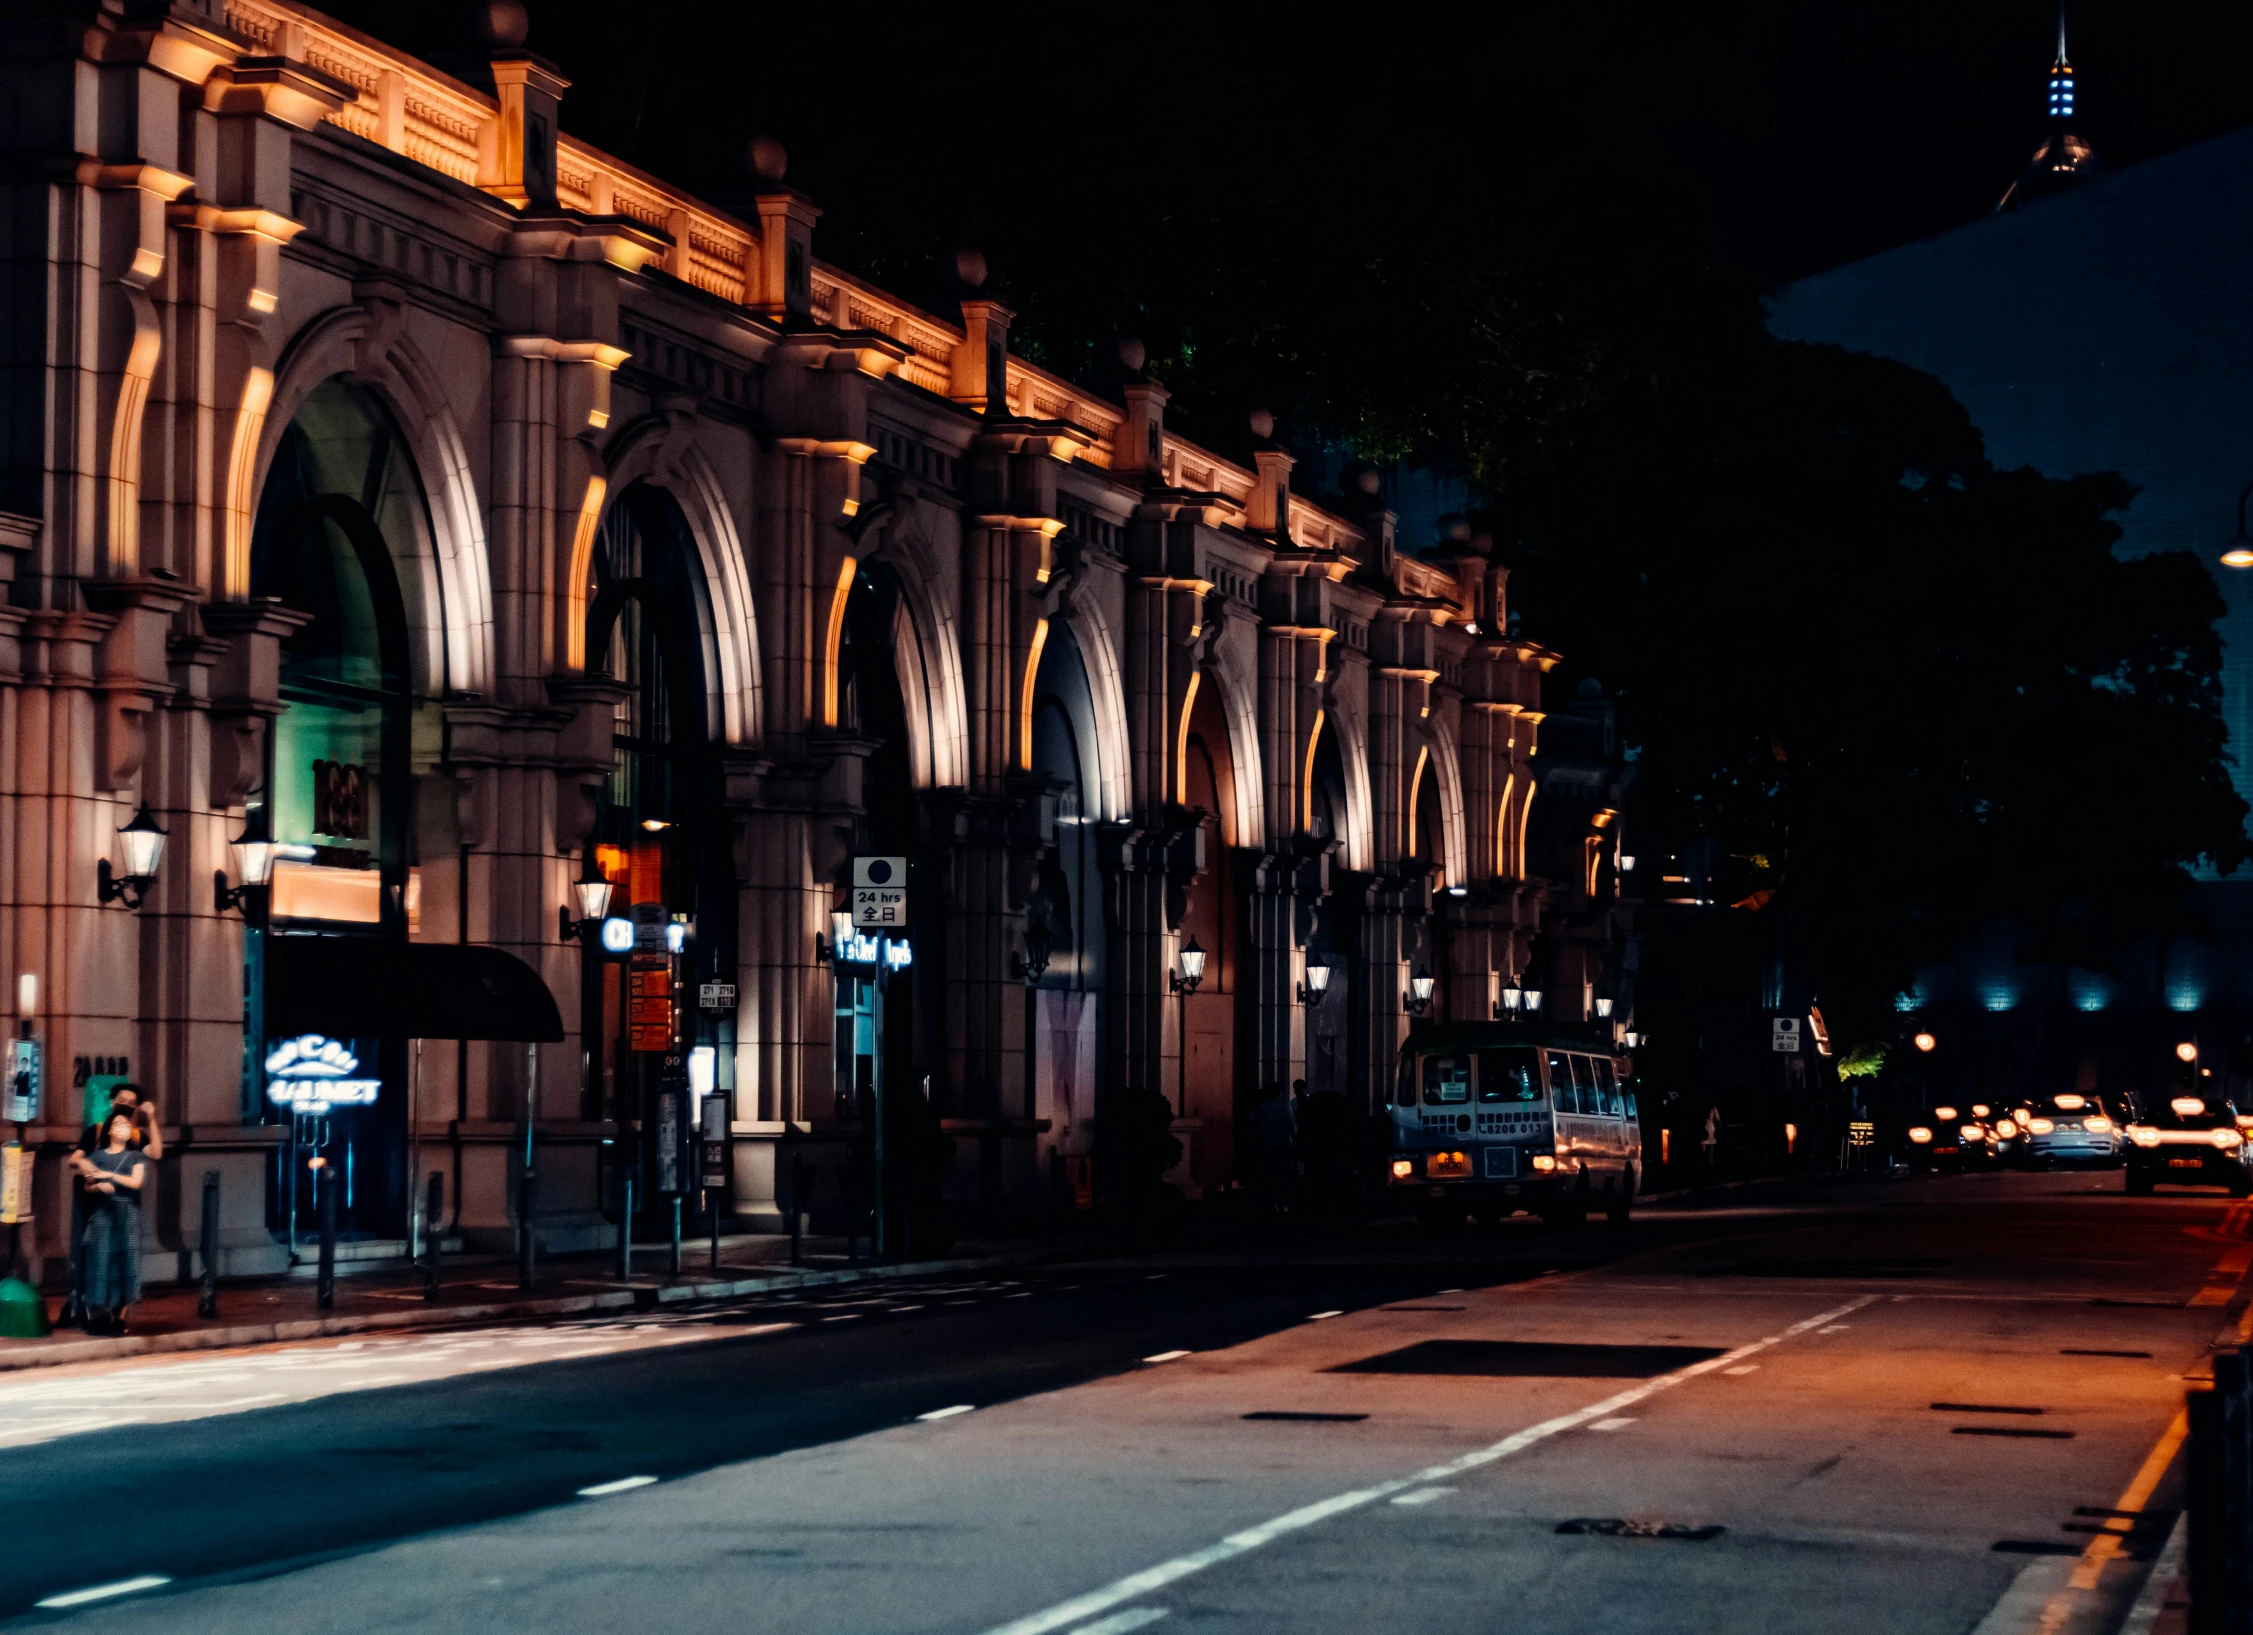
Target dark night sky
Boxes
[326,1,2253,288]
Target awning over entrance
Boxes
[266,937,565,1042]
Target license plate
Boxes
[1427,1152,1470,1179]
[2170,1157,2205,1168]
[1483,1147,1519,1180]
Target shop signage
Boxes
[629,956,674,1051]
[265,1034,381,1113]
[599,917,634,954]
[4,1039,40,1123]
[700,1092,729,1190]
[655,1085,683,1194]
[632,902,669,952]
[853,856,907,928]
[0,1142,27,1224]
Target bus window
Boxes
[1477,1048,1543,1102]
[1393,1054,1416,1108]
[1590,1056,1623,1117]
[1422,1053,1472,1105]
[1545,1050,1581,1114]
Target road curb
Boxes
[0,1251,1035,1374]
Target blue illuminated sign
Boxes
[600,917,634,954]
[265,1034,381,1113]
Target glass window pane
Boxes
[1477,1048,1543,1102]
[1545,1050,1580,1114]
[1422,1053,1472,1104]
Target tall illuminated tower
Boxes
[1997,5,2104,210]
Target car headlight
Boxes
[2214,1128,2243,1149]
[1907,1126,1933,1144]
[1391,1158,1415,1180]
[1995,1119,2018,1139]
[2084,1116,2110,1133]
[2027,1118,2054,1134]
[1961,1124,1984,1142]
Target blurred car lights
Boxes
[2055,1094,2086,1111]
[1935,1106,1959,1120]
[1531,1154,1557,1171]
[1961,1124,1984,1142]
[2214,1128,2244,1149]
[2084,1115,2111,1132]
[1907,1126,1933,1144]
[1995,1119,2019,1139]
[2028,1118,2055,1134]
[2175,1096,2210,1117]
[2130,1126,2162,1147]
[1391,1158,1416,1180]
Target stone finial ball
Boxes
[1470,529,1495,554]
[1438,513,1472,543]
[1356,467,1382,496]
[746,136,789,184]
[473,0,529,49]
[955,248,989,289]
[1248,407,1276,440]
[1118,336,1147,373]
[1577,676,1604,700]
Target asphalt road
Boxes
[3,1171,2237,1633]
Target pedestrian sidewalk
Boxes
[0,1232,1044,1374]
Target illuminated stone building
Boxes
[0,0,1628,1273]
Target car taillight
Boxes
[2084,1116,2111,1133]
[1391,1158,1415,1180]
[2028,1118,2055,1134]
[2215,1128,2243,1149]
[1907,1126,1932,1144]
[1995,1119,2019,1139]
[1961,1124,1983,1142]
[2130,1126,2162,1147]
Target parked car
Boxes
[2125,1095,2253,1196]
[2008,1093,2125,1167]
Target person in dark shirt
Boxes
[63,1084,160,1328]
[68,1108,149,1334]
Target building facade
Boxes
[0,0,1630,1276]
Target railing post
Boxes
[517,1167,537,1291]
[315,1169,337,1313]
[421,1171,444,1303]
[197,1171,220,1319]
[617,1173,635,1281]
[790,1155,808,1267]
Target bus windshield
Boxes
[1422,1053,1472,1104]
[1477,1048,1543,1103]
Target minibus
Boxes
[1386,1022,1640,1227]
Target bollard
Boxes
[669,1194,682,1278]
[517,1167,537,1291]
[708,1187,720,1274]
[421,1172,444,1303]
[2191,1345,2253,1634]
[316,1169,338,1313]
[197,1171,220,1319]
[617,1173,635,1282]
[790,1157,808,1267]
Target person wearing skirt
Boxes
[69,1108,149,1334]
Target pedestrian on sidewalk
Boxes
[68,1108,149,1335]
[63,1083,162,1329]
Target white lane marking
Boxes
[1142,1351,1191,1364]
[919,1404,977,1421]
[1438,1288,1464,1294]
[1590,1417,1636,1431]
[35,1577,171,1610]
[577,1475,659,1498]
[1818,1324,1851,1334]
[1307,1311,1344,1321]
[1069,1611,1168,1635]
[1723,1364,1759,1376]
[1389,1487,1454,1506]
[973,1295,1879,1635]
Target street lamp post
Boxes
[1170,936,1205,1119]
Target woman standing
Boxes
[69,1108,148,1334]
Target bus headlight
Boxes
[1531,1154,1557,1172]
[1391,1158,1416,1180]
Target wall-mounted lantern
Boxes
[98,805,167,910]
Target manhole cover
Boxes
[1558,1518,1724,1541]
[1332,1340,1725,1378]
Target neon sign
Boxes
[265,1034,381,1113]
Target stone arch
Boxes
[1323,687,1377,873]
[254,304,494,697]
[595,418,762,746]
[1200,637,1266,848]
[862,512,970,790]
[1054,597,1132,822]
[1424,713,1471,889]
